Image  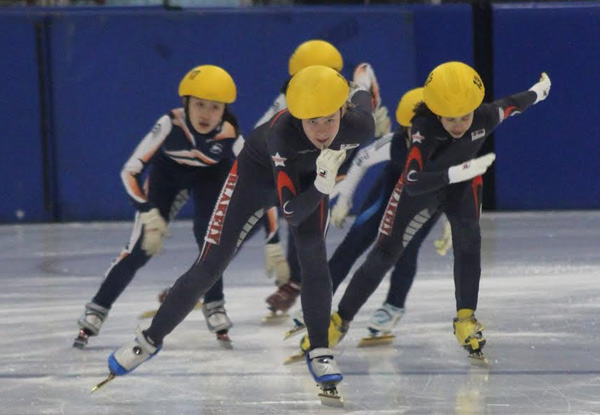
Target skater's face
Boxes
[439,112,474,139]
[302,109,342,149]
[187,96,226,134]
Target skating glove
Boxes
[353,62,381,109]
[447,153,496,184]
[264,242,291,286]
[374,106,392,138]
[314,149,347,195]
[331,197,351,228]
[139,208,167,256]
[529,72,551,104]
[433,218,453,256]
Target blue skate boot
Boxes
[92,326,161,392]
[306,347,344,407]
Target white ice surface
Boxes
[0,211,599,415]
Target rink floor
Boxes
[1,211,599,415]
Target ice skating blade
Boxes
[91,373,116,393]
[319,389,344,407]
[357,334,395,347]
[283,352,305,365]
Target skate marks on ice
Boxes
[1,212,600,414]
[138,301,203,319]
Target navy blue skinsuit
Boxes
[145,90,375,349]
[337,90,539,322]
[328,128,442,309]
[91,107,238,310]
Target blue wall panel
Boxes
[47,7,416,221]
[0,15,47,223]
[413,4,474,83]
[493,3,600,209]
[0,6,474,222]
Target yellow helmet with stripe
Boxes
[286,65,349,120]
[423,61,484,117]
[288,40,343,76]
[178,65,236,104]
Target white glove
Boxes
[374,106,392,138]
[264,242,290,286]
[529,72,551,104]
[353,62,381,109]
[314,149,346,195]
[433,218,453,256]
[139,208,168,256]
[448,153,496,184]
[331,197,351,228]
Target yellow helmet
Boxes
[286,65,349,120]
[178,65,236,104]
[288,40,343,76]
[396,87,424,127]
[423,61,484,117]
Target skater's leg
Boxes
[385,210,443,308]
[292,199,332,350]
[264,229,301,314]
[76,173,183,347]
[445,177,486,355]
[445,178,482,312]
[286,230,302,285]
[337,181,438,323]
[145,158,275,345]
[365,211,442,336]
[329,174,393,294]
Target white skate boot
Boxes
[92,326,161,392]
[306,348,344,407]
[202,300,233,348]
[359,303,405,347]
[108,326,160,376]
[73,302,109,349]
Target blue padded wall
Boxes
[46,7,416,220]
[493,2,600,209]
[0,15,48,223]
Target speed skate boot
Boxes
[202,300,233,348]
[306,348,344,407]
[108,326,161,376]
[285,312,348,364]
[453,309,486,360]
[264,281,300,321]
[73,302,109,349]
[298,312,349,353]
[92,326,162,391]
[359,303,405,347]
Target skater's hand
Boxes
[433,218,453,256]
[331,197,351,228]
[314,149,346,195]
[140,208,167,256]
[374,106,391,138]
[264,242,290,286]
[353,62,381,109]
[447,153,495,184]
[529,72,551,104]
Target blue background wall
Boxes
[0,3,596,223]
[492,2,600,210]
[0,14,49,222]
